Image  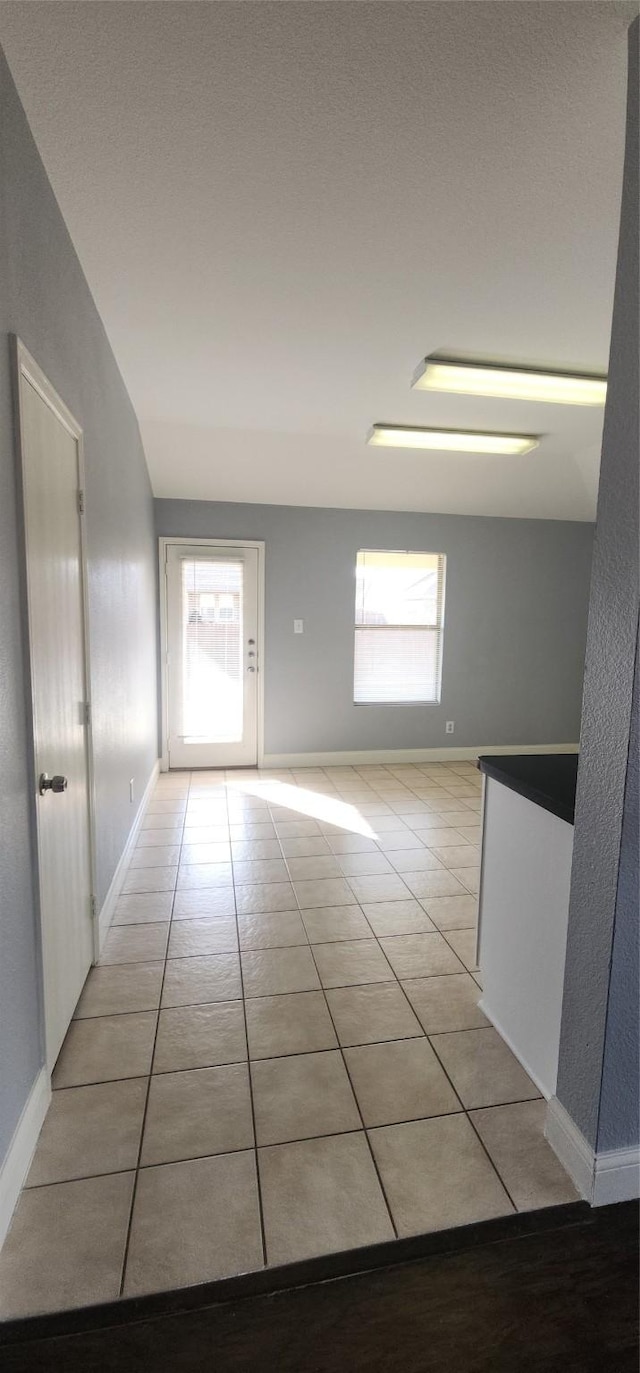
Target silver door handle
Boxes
[39,773,68,796]
[247,666,256,673]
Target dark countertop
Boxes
[477,753,579,825]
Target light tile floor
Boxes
[0,761,579,1318]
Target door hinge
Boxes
[83,701,91,727]
[90,894,97,920]
[77,489,85,515]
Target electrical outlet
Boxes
[294,619,304,634]
[129,778,135,803]
[445,721,455,734]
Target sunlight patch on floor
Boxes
[225,778,377,837]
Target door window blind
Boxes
[180,557,244,741]
[354,550,445,704]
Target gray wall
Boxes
[556,20,639,1152]
[0,49,158,1165]
[597,621,639,1151]
[155,500,593,756]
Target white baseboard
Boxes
[545,1097,640,1205]
[545,1098,594,1199]
[97,760,160,952]
[477,998,553,1101]
[0,1067,50,1249]
[261,743,579,768]
[592,1146,640,1206]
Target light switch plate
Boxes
[294,620,304,634]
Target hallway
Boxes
[0,761,577,1319]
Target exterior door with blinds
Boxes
[165,543,260,768]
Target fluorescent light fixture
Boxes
[412,357,607,406]
[367,424,539,456]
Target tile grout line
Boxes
[277,829,403,1243]
[47,1087,507,1183]
[38,1022,542,1088]
[434,923,479,977]
[462,1108,522,1215]
[227,771,269,1272]
[383,776,527,1213]
[302,935,400,1244]
[69,960,480,1026]
[425,1029,522,1214]
[116,769,190,1298]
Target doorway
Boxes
[161,539,264,769]
[14,340,95,1071]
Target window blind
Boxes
[180,557,244,741]
[354,550,445,704]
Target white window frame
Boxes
[353,548,446,707]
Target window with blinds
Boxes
[354,550,446,704]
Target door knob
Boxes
[39,773,68,796]
[247,665,256,673]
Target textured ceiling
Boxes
[0,1,635,519]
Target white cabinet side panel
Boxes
[478,777,573,1098]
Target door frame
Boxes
[11,337,99,984]
[159,536,266,771]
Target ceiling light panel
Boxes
[367,425,539,456]
[412,357,607,406]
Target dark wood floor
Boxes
[1,1202,638,1372]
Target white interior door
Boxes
[165,543,260,768]
[16,344,94,1071]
